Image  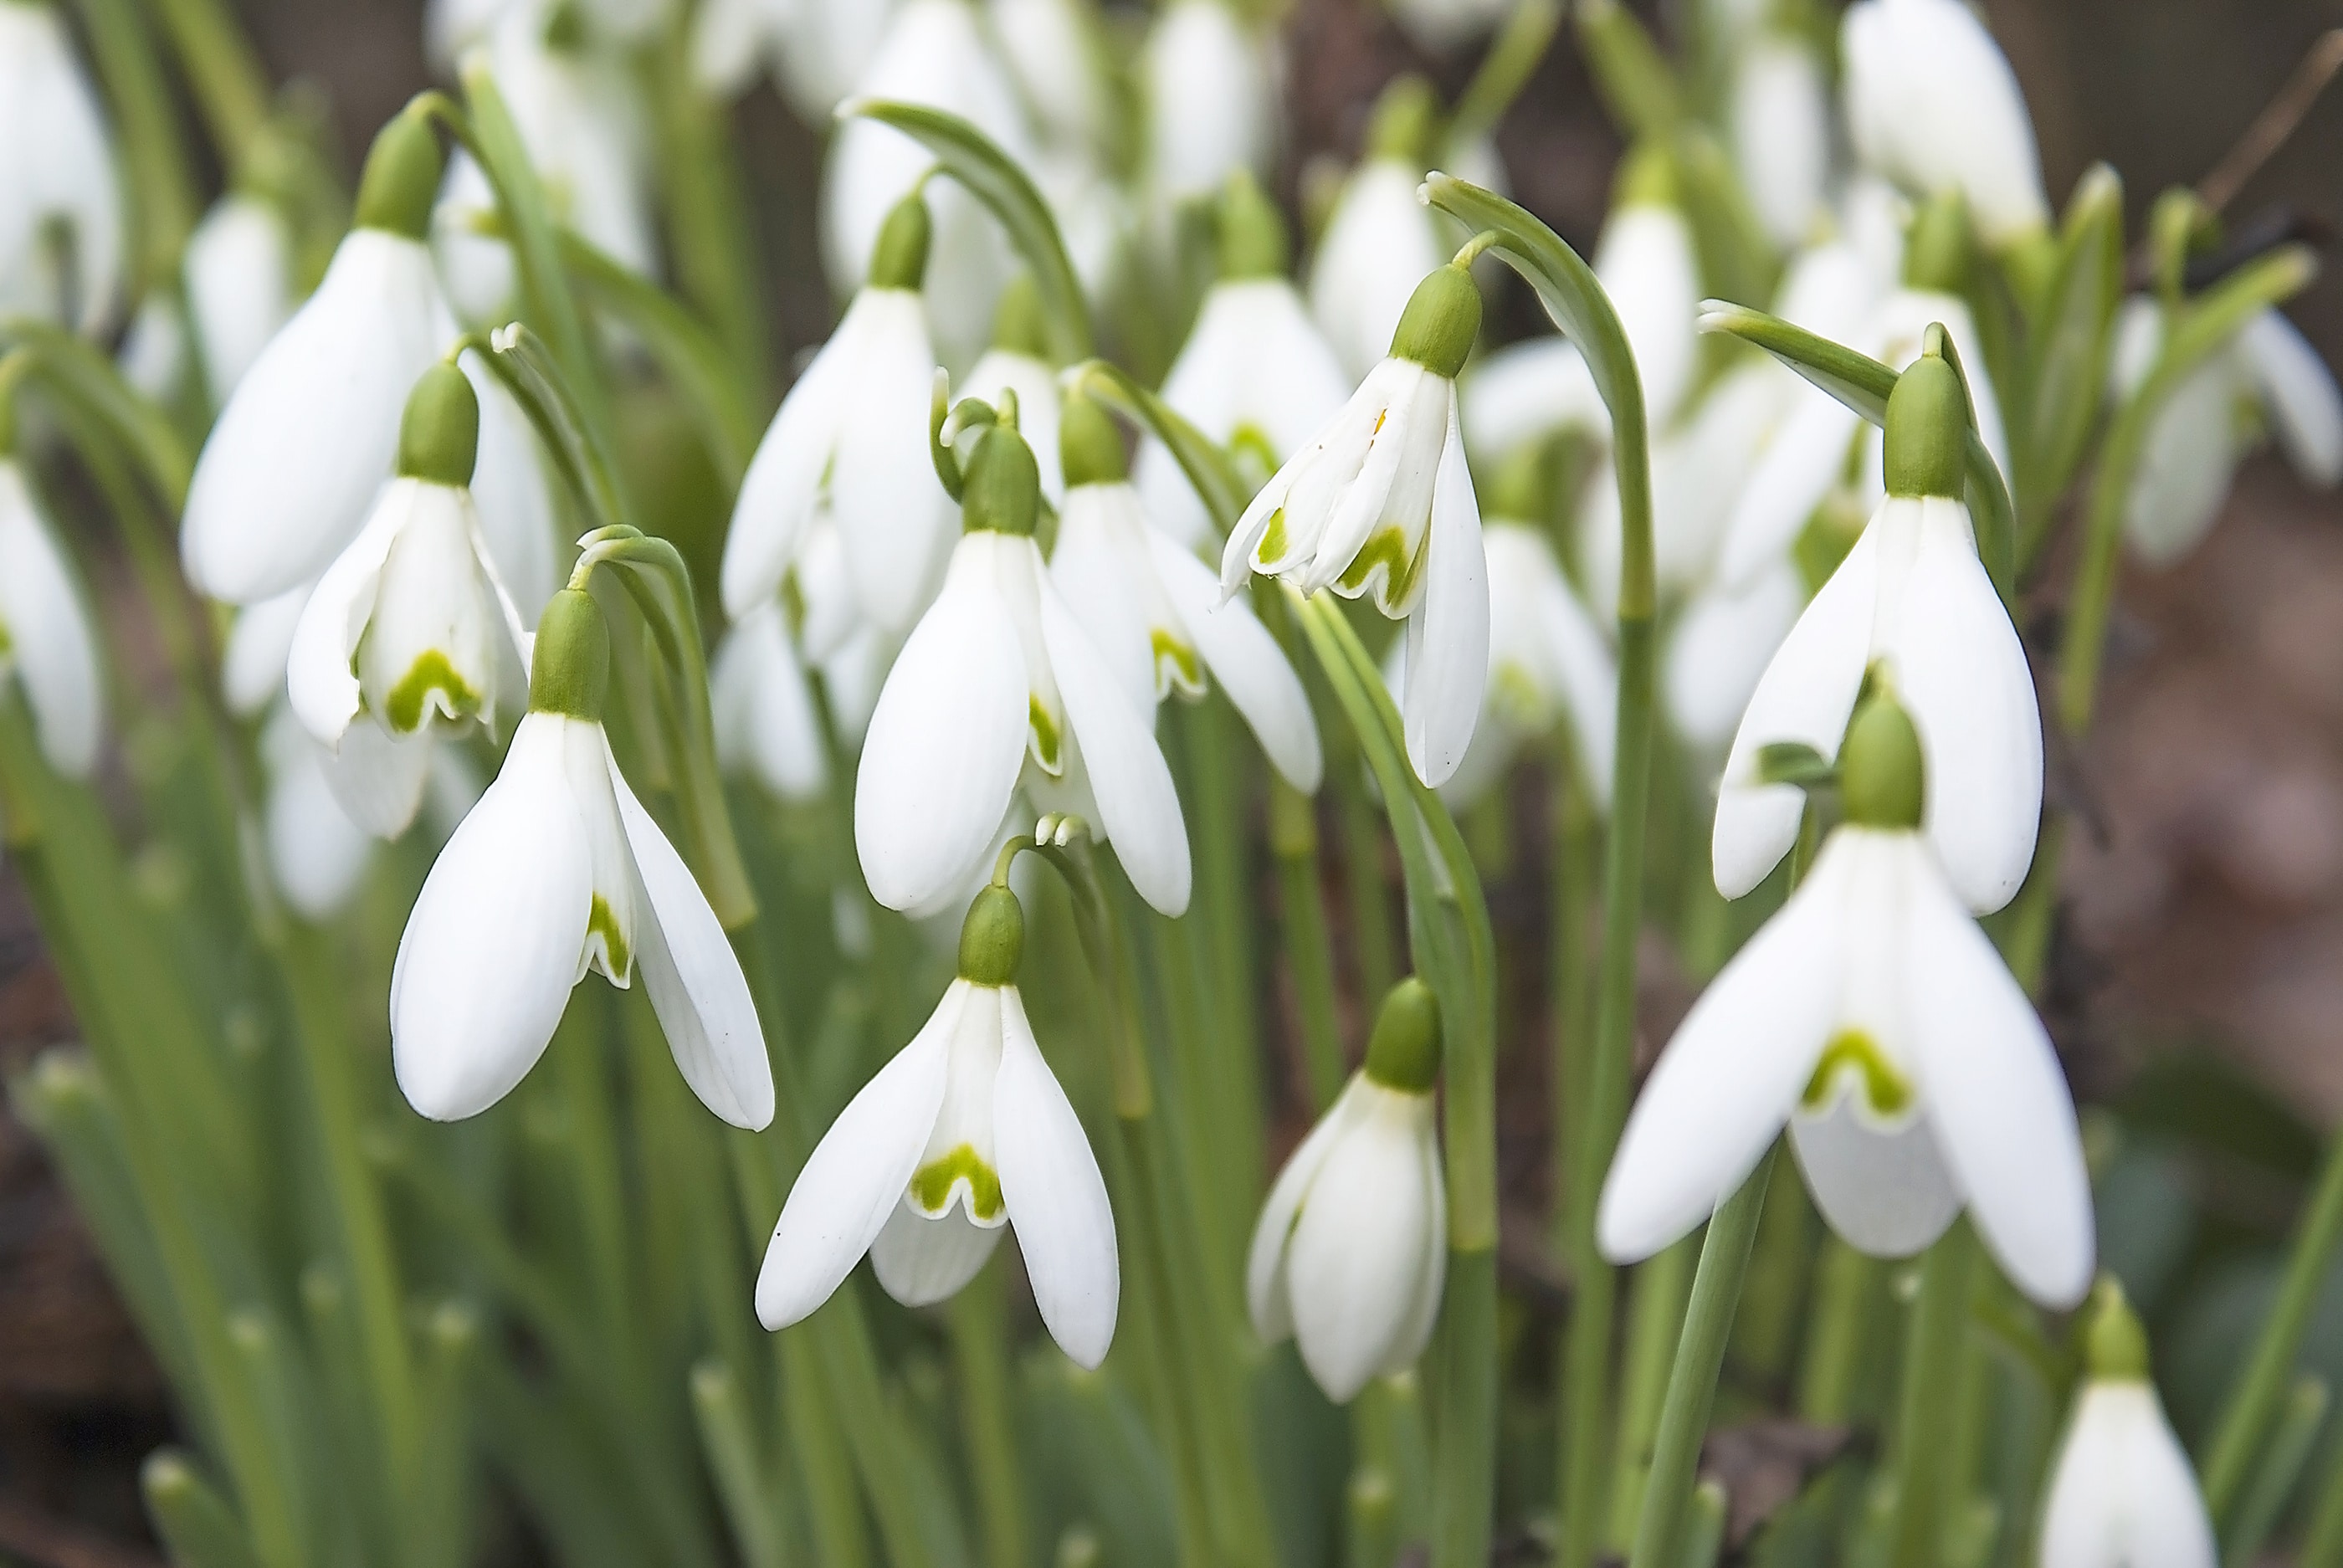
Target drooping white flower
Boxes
[1141,0,1274,219]
[259,705,374,920]
[427,0,672,69]
[1841,0,2048,250]
[758,884,1117,1367]
[392,586,774,1129]
[1134,172,1351,549]
[2040,1285,2217,1568]
[1603,694,2092,1309]
[712,600,832,805]
[1730,32,1830,251]
[481,8,659,279]
[1222,264,1490,788]
[222,584,313,720]
[182,110,459,604]
[857,415,1192,915]
[1715,352,2040,915]
[989,0,1111,154]
[961,279,1065,504]
[0,0,121,336]
[115,294,189,404]
[1459,336,1609,463]
[1248,979,1446,1403]
[1664,559,1806,755]
[724,193,955,636]
[823,0,1031,363]
[1596,153,1702,428]
[183,194,296,406]
[0,454,101,776]
[1049,392,1323,792]
[2112,298,2343,566]
[431,151,515,327]
[285,363,523,838]
[1310,78,1453,382]
[694,0,897,120]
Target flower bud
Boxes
[1363,977,1443,1093]
[353,106,444,242]
[529,587,610,720]
[956,884,1026,986]
[1388,264,1483,381]
[1838,689,1925,830]
[960,423,1043,537]
[396,362,481,489]
[1217,170,1289,281]
[867,189,934,293]
[1059,392,1127,489]
[1883,347,1967,500]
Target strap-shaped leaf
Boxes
[844,100,1094,366]
[1071,359,1249,537]
[1,316,192,506]
[2017,164,2123,535]
[1573,0,1680,140]
[474,323,634,535]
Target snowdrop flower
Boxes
[1248,978,1446,1402]
[757,882,1117,1366]
[285,363,521,837]
[1310,77,1453,382]
[392,585,775,1128]
[1715,348,2040,915]
[1842,0,2048,251]
[824,0,1030,362]
[961,279,1065,504]
[2112,298,2343,566]
[859,408,1192,915]
[712,601,832,805]
[182,108,458,604]
[427,0,670,67]
[183,194,295,407]
[2040,1282,2216,1568]
[0,449,101,776]
[1664,561,1806,755]
[0,0,121,335]
[1603,691,2092,1307]
[1459,336,1609,464]
[259,705,374,920]
[1050,392,1323,792]
[1142,0,1274,218]
[1223,261,1489,788]
[481,8,659,279]
[1135,173,1351,549]
[1595,150,1701,427]
[724,192,955,636]
[990,0,1111,154]
[1730,31,1830,251]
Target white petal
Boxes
[263,719,373,920]
[1247,1078,1371,1344]
[1401,407,1488,789]
[315,716,437,838]
[390,715,589,1120]
[756,982,961,1331]
[1896,840,2092,1307]
[1038,576,1192,916]
[712,605,829,802]
[222,585,310,719]
[356,484,502,735]
[1380,1111,1448,1381]
[2240,310,2343,488]
[1285,1083,1443,1402]
[1147,530,1324,792]
[1309,161,1450,381]
[1788,1095,1961,1257]
[184,196,293,405]
[1599,833,1856,1261]
[720,308,854,619]
[1884,495,2042,915]
[1664,561,1803,757]
[182,230,452,603]
[1595,205,1700,426]
[2121,356,2238,566]
[463,351,558,621]
[1048,485,1159,715]
[1712,524,1877,899]
[1718,393,1862,591]
[855,539,1032,911]
[0,465,102,776]
[870,1199,1007,1307]
[834,292,956,633]
[994,986,1119,1368]
[1459,336,1608,463]
[608,746,774,1130]
[963,348,1065,504]
[285,482,407,747]
[2040,1384,2216,1568]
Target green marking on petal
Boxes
[1335,525,1427,613]
[910,1144,1004,1223]
[1028,695,1063,775]
[383,649,483,735]
[1256,507,1288,566]
[1151,629,1203,697]
[588,892,632,985]
[1801,1029,1914,1120]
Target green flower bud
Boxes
[961,423,1043,537]
[529,588,610,720]
[991,274,1051,361]
[956,884,1026,986]
[2083,1277,2150,1381]
[396,363,481,488]
[1059,392,1127,489]
[1883,348,1968,500]
[1903,189,1973,295]
[1363,977,1443,1094]
[353,106,444,242]
[1388,264,1483,380]
[1217,170,1290,281]
[1366,74,1439,167]
[1838,689,1925,831]
[868,191,934,292]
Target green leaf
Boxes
[2017,165,2124,531]
[1756,741,1834,789]
[143,1449,266,1568]
[1574,0,1681,141]
[1671,129,1777,309]
[844,100,1094,365]
[1,315,192,506]
[1070,359,1249,536]
[476,323,634,535]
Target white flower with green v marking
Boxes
[757,882,1117,1368]
[2041,1283,2217,1568]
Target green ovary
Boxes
[910,1144,1004,1222]
[1028,696,1063,774]
[1801,1029,1915,1120]
[1336,525,1426,612]
[587,893,632,985]
[383,649,482,734]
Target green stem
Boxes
[646,24,772,403]
[690,1360,787,1568]
[2202,1129,2343,1519]
[74,0,198,294]
[1335,737,1399,1004]
[1272,776,1347,1112]
[2300,1401,2343,1568]
[1608,1233,1700,1550]
[948,1263,1028,1568]
[2221,1375,2329,1568]
[1625,1150,1776,1568]
[1890,1223,1979,1568]
[141,0,273,169]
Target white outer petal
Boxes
[390,715,588,1120]
[756,981,961,1330]
[1599,833,1853,1262]
[712,605,829,802]
[2239,309,2343,488]
[1718,392,1863,591]
[1460,336,1608,464]
[264,725,374,920]
[285,480,408,747]
[184,195,293,405]
[855,536,1030,910]
[2121,355,2238,566]
[608,746,774,1130]
[994,986,1118,1368]
[315,715,437,838]
[0,464,102,776]
[222,585,310,718]
[720,302,855,619]
[1900,839,2093,1308]
[1149,530,1323,792]
[1247,1077,1370,1343]
[1401,407,1488,788]
[1309,161,1449,381]
[2040,1383,2216,1568]
[463,351,558,621]
[1664,561,1802,757]
[833,290,955,632]
[1595,205,1700,427]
